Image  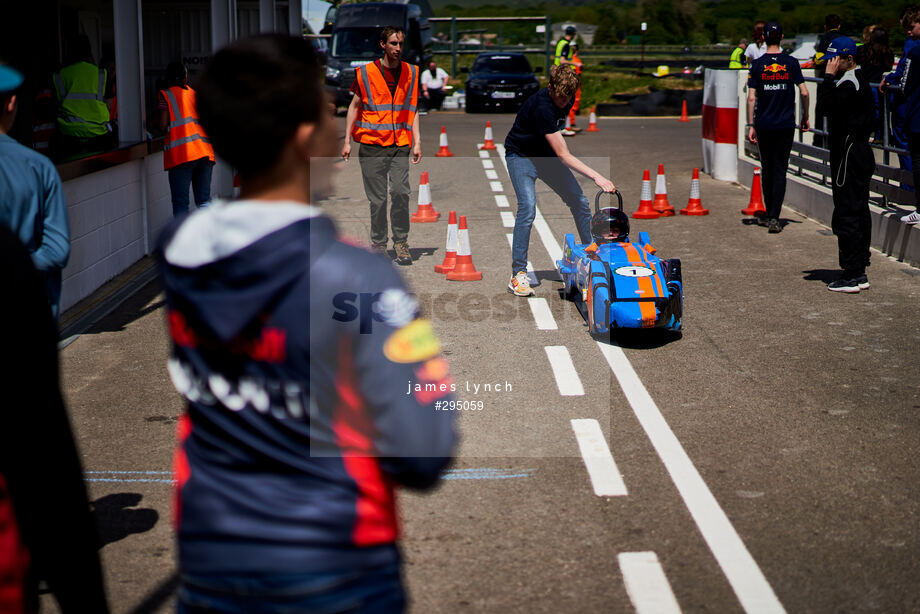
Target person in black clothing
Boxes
[746,22,810,233]
[0,225,109,613]
[817,37,877,293]
[813,14,842,148]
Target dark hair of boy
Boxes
[165,62,187,88]
[902,5,920,30]
[196,34,323,181]
[765,30,782,45]
[380,26,405,44]
[825,14,841,30]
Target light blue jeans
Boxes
[506,152,592,274]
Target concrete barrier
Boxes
[702,69,739,182]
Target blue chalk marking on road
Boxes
[85,478,175,484]
[443,468,534,480]
[85,471,171,475]
[84,471,174,484]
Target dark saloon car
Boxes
[464,53,540,113]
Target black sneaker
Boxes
[755,214,769,227]
[767,218,782,233]
[854,274,870,290]
[827,277,861,293]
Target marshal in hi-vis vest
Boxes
[353,61,418,147]
[160,86,215,170]
[53,62,110,138]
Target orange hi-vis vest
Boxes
[161,85,215,170]
[353,61,418,147]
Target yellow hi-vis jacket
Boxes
[160,85,215,170]
[554,38,572,66]
[353,61,418,147]
[53,62,110,138]
[729,46,746,69]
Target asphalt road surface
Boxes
[53,111,920,614]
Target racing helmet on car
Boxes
[591,207,630,244]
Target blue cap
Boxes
[823,36,858,61]
[0,65,23,92]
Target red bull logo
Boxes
[763,63,787,73]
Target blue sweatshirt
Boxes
[156,200,456,575]
[0,134,69,319]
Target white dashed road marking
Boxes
[494,194,510,208]
[597,342,786,614]
[486,169,499,179]
[490,181,504,192]
[618,552,682,614]
[479,150,490,158]
[527,298,557,331]
[500,211,515,227]
[570,419,627,496]
[544,346,584,396]
[482,159,495,169]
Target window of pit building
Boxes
[1,1,120,164]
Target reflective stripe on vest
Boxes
[53,63,109,138]
[353,62,418,147]
[162,86,215,170]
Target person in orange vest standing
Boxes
[341,26,421,266]
[565,42,584,133]
[158,62,215,217]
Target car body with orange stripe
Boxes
[557,230,682,334]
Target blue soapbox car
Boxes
[557,191,683,335]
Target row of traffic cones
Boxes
[434,114,602,158]
[408,171,482,280]
[633,165,709,218]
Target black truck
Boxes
[324,1,433,109]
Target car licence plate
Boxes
[491,91,515,99]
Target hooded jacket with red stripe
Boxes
[155,201,456,575]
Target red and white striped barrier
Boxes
[701,69,739,182]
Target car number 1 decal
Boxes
[614,265,655,278]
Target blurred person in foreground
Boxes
[818,37,877,293]
[0,64,70,322]
[0,223,108,614]
[155,34,456,613]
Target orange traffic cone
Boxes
[652,164,675,216]
[741,167,767,215]
[434,210,459,273]
[586,107,600,132]
[411,171,440,223]
[680,168,709,215]
[435,126,454,157]
[446,216,482,281]
[679,99,690,122]
[480,121,497,150]
[633,169,660,219]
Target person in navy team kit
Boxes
[156,34,456,613]
[504,64,614,297]
[819,37,878,293]
[746,21,810,234]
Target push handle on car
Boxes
[595,189,623,214]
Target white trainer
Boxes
[900,211,920,224]
[508,271,535,296]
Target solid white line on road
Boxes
[482,159,495,169]
[500,211,515,227]
[486,169,499,179]
[597,342,786,614]
[506,234,537,286]
[544,346,584,396]
[528,298,557,330]
[618,552,682,614]
[494,194,510,208]
[479,150,490,158]
[490,181,504,192]
[570,419,627,496]
[533,209,564,266]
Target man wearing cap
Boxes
[817,36,877,293]
[555,26,577,67]
[0,64,70,321]
[746,21,809,234]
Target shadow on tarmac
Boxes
[127,573,179,614]
[86,280,165,335]
[600,329,682,349]
[802,268,843,284]
[92,493,159,547]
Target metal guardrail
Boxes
[745,76,914,209]
[429,16,552,77]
